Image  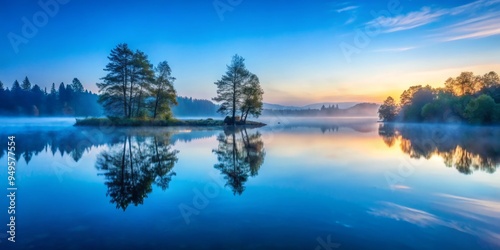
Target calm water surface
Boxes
[0,117,499,250]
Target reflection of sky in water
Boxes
[369,198,500,246]
[0,118,499,249]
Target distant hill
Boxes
[262,102,379,117]
[343,103,379,116]
[263,102,361,110]
[172,97,379,117]
[302,102,360,110]
[263,103,302,110]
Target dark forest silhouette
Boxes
[379,124,500,174]
[0,77,102,116]
[172,96,219,117]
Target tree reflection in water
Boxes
[379,124,500,174]
[213,128,265,195]
[96,133,178,210]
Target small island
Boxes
[76,44,265,128]
[74,117,266,127]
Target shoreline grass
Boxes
[74,117,266,127]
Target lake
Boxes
[0,117,499,250]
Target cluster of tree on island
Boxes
[0,77,102,116]
[97,44,264,124]
[378,71,500,124]
[97,44,177,119]
[212,55,264,124]
[263,102,379,117]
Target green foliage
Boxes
[149,61,177,119]
[400,85,433,122]
[479,85,500,103]
[482,71,500,89]
[421,102,441,121]
[378,96,398,121]
[494,104,500,123]
[240,74,264,122]
[420,91,461,122]
[465,94,496,124]
[445,72,483,96]
[384,71,500,125]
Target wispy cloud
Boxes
[330,2,359,26]
[344,16,357,25]
[368,202,440,227]
[434,193,500,220]
[369,200,500,246]
[368,7,445,33]
[365,0,500,42]
[373,47,417,53]
[449,0,500,15]
[437,13,500,41]
[335,5,358,13]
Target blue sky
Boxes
[1,0,500,105]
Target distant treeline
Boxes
[0,77,102,117]
[172,96,220,117]
[379,71,500,124]
[263,103,379,116]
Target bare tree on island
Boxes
[213,55,264,125]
